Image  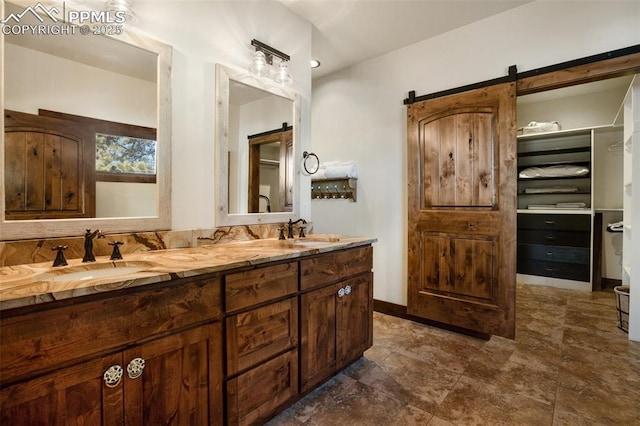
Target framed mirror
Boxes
[215,64,301,226]
[0,1,172,240]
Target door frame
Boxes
[379,44,640,337]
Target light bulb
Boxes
[249,50,270,77]
[274,60,293,86]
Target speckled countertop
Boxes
[0,235,376,311]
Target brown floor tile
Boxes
[267,284,640,426]
[435,375,554,425]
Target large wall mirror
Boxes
[215,64,301,226]
[0,1,172,240]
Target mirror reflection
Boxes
[228,80,294,214]
[215,64,300,227]
[3,2,158,221]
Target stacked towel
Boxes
[315,161,357,179]
[607,221,624,233]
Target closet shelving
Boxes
[517,129,593,213]
[516,128,595,285]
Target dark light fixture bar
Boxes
[251,39,290,65]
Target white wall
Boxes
[310,1,640,308]
[133,1,312,230]
[4,43,156,126]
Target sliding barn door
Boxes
[407,82,517,338]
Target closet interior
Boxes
[516,75,635,292]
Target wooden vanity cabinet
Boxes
[224,262,299,426]
[0,276,224,426]
[299,246,374,393]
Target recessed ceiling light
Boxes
[310,59,321,69]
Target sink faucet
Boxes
[287,218,307,239]
[82,229,104,262]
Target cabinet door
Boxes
[300,283,339,393]
[0,353,124,426]
[123,323,223,426]
[336,273,373,369]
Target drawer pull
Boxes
[545,267,555,272]
[344,285,352,295]
[337,287,345,298]
[127,357,146,379]
[104,365,124,388]
[545,220,555,225]
[546,252,554,256]
[545,236,555,241]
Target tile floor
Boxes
[267,283,640,425]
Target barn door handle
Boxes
[127,357,146,379]
[103,365,124,388]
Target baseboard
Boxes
[602,278,622,289]
[373,299,490,340]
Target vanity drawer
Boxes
[225,262,298,313]
[226,348,298,426]
[517,243,590,264]
[517,258,590,282]
[518,214,591,231]
[517,229,591,247]
[226,297,297,376]
[0,276,221,384]
[300,245,373,291]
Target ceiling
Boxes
[280,0,532,79]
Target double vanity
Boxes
[0,235,375,425]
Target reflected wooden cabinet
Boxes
[247,124,294,213]
[4,110,95,219]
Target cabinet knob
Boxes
[337,288,345,298]
[344,285,352,295]
[127,357,146,379]
[103,365,124,388]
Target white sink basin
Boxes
[37,261,156,282]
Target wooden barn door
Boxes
[406,82,517,338]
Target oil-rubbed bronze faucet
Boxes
[82,229,104,262]
[287,218,307,239]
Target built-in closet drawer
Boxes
[517,258,590,282]
[517,213,592,282]
[518,213,591,232]
[518,229,591,247]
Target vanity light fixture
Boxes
[249,39,293,85]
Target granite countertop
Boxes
[0,235,376,311]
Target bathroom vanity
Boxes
[0,236,374,425]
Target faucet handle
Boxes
[299,226,306,238]
[108,241,124,260]
[277,227,286,240]
[51,245,69,267]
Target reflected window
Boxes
[96,133,157,175]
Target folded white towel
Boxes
[324,162,357,179]
[315,161,357,179]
